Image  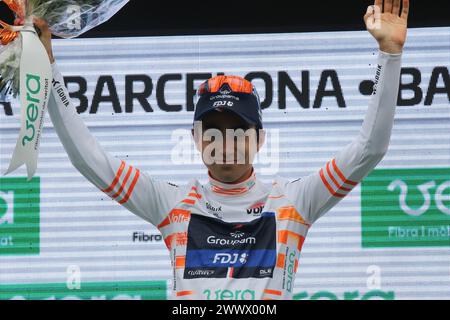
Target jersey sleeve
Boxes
[284,50,402,224]
[47,62,186,227]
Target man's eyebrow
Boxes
[230,124,250,130]
[201,123,249,129]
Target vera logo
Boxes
[0,177,40,255]
[285,250,296,293]
[361,168,450,248]
[388,180,450,216]
[0,280,166,300]
[0,191,14,225]
[22,74,41,147]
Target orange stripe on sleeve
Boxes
[320,168,346,198]
[111,166,133,199]
[326,161,341,189]
[339,185,352,192]
[333,192,346,198]
[101,160,125,193]
[326,161,353,192]
[320,168,336,195]
[118,169,140,204]
[332,158,357,186]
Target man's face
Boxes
[192,110,264,183]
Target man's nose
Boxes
[223,137,236,151]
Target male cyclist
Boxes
[33,0,409,300]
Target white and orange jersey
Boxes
[47,51,402,300]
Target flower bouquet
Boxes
[0,0,129,179]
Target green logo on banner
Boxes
[0,177,40,255]
[293,290,395,300]
[0,280,166,300]
[361,168,450,248]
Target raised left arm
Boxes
[283,0,409,224]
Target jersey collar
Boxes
[208,168,257,196]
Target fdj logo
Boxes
[0,177,40,255]
[361,168,450,248]
[213,101,234,108]
[213,252,249,265]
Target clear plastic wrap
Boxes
[0,0,129,98]
[0,36,21,99]
[28,0,130,38]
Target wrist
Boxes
[47,51,55,64]
[379,41,403,54]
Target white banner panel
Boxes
[0,27,449,300]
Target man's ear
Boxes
[257,128,266,152]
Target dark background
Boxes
[1,0,449,37]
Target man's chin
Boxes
[215,162,245,170]
[210,163,248,182]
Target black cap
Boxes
[194,83,263,129]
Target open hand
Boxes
[364,0,409,54]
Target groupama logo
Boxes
[0,177,40,255]
[361,168,450,248]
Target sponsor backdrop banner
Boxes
[0,27,449,300]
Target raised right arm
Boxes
[33,18,184,226]
[48,62,183,226]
